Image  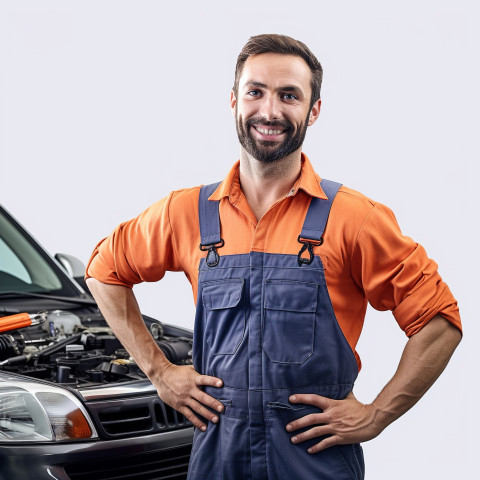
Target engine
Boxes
[0,310,192,388]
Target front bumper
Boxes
[0,426,193,480]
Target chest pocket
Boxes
[202,279,246,355]
[263,280,318,364]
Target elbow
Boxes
[425,314,462,354]
[439,314,462,346]
[447,322,462,351]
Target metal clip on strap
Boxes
[200,239,225,268]
[297,236,323,266]
[296,179,342,267]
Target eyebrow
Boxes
[244,81,267,88]
[280,86,302,94]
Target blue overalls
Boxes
[187,180,364,480]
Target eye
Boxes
[246,89,262,97]
[282,93,298,101]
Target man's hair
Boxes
[234,34,323,109]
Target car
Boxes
[0,204,194,480]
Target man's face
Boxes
[231,53,321,163]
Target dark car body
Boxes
[0,205,193,480]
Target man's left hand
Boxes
[286,392,381,454]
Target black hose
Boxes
[36,333,82,361]
[0,335,15,360]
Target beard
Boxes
[235,112,309,164]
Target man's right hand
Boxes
[155,363,224,431]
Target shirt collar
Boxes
[209,153,328,202]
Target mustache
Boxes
[245,117,293,131]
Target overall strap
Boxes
[300,179,342,241]
[297,179,342,266]
[198,182,223,267]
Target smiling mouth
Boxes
[252,125,285,136]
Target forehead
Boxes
[238,53,312,92]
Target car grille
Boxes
[87,394,191,439]
[64,444,191,480]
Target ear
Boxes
[230,90,237,117]
[307,99,321,126]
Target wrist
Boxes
[134,345,172,381]
[369,400,397,434]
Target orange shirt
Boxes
[86,154,461,369]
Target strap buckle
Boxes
[199,239,225,267]
[297,235,323,266]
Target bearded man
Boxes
[86,34,461,480]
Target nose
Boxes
[258,93,281,121]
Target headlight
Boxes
[0,381,97,442]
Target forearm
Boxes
[371,314,461,431]
[86,278,170,381]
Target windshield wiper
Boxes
[0,291,97,306]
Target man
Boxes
[86,34,462,479]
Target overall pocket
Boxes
[202,279,245,355]
[263,280,318,364]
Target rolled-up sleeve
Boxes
[85,192,182,287]
[351,202,461,336]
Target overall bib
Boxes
[187,180,364,480]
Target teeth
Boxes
[256,127,283,135]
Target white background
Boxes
[1,1,478,478]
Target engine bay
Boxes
[0,309,193,388]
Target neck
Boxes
[239,147,303,221]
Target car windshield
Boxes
[0,210,63,293]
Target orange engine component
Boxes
[0,313,32,333]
